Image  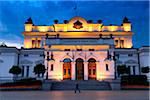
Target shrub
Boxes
[9,66,21,80]
[141,66,150,73]
[34,64,46,77]
[121,75,149,86]
[0,79,42,87]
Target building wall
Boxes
[115,49,140,78]
[45,50,114,80]
[0,47,19,80]
[0,46,149,81]
[19,48,44,78]
[23,16,133,49]
[139,46,150,81]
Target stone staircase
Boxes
[50,80,111,90]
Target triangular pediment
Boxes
[125,59,137,64]
[116,60,123,64]
[35,60,44,65]
[20,59,33,64]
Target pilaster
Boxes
[84,61,88,80]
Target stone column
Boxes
[96,61,100,80]
[59,62,63,80]
[84,61,88,80]
[130,66,133,75]
[71,62,76,80]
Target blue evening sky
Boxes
[0,0,149,48]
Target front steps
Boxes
[48,80,111,90]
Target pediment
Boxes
[20,59,33,64]
[116,60,123,64]
[125,59,137,64]
[35,60,44,65]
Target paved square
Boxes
[0,91,149,100]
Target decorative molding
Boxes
[35,60,44,65]
[125,59,137,64]
[20,59,33,64]
[116,60,123,64]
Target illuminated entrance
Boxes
[88,58,96,80]
[63,58,71,80]
[75,58,84,80]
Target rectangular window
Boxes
[26,66,29,77]
[93,69,96,75]
[77,49,82,51]
[68,69,71,75]
[128,66,131,75]
[133,66,135,75]
[89,69,91,75]
[21,66,24,77]
[50,64,53,71]
[40,54,44,57]
[128,54,133,57]
[32,40,36,48]
[120,40,124,48]
[24,54,28,57]
[115,40,118,47]
[37,40,41,48]
[64,49,70,51]
[106,64,109,71]
[64,69,66,75]
[115,54,119,59]
[89,49,95,51]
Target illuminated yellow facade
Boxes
[22,16,134,80]
[23,16,133,49]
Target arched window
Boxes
[63,58,72,62]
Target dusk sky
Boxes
[0,0,149,48]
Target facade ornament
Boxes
[73,20,83,29]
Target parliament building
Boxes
[0,16,149,81]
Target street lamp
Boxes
[46,51,55,80]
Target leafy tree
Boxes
[141,66,150,73]
[34,64,46,78]
[9,65,21,80]
[117,65,128,76]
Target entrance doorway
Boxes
[88,58,96,80]
[75,58,84,80]
[63,58,71,80]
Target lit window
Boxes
[64,69,66,75]
[37,40,41,48]
[120,40,124,48]
[32,40,36,48]
[89,69,91,75]
[93,69,96,75]
[68,69,71,75]
[106,64,109,71]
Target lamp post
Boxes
[46,51,55,80]
[46,51,49,80]
[113,51,117,79]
